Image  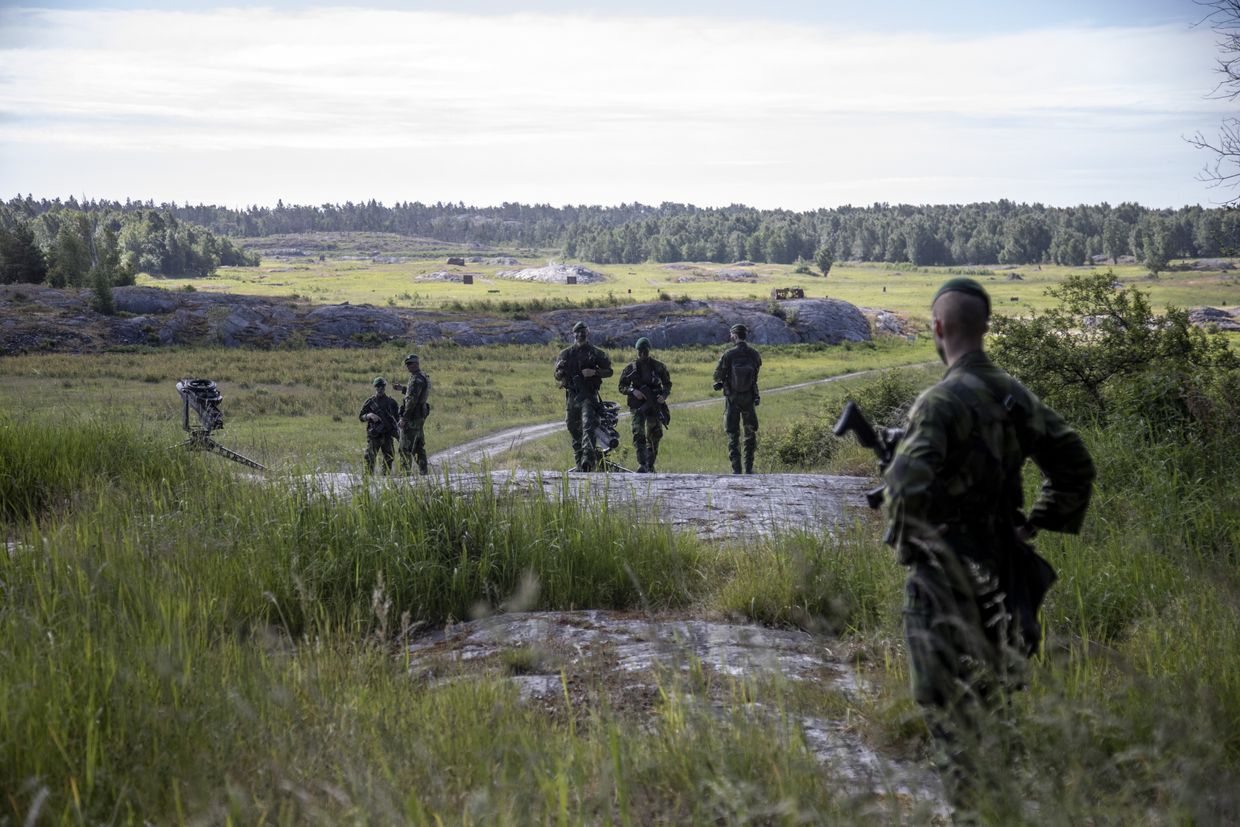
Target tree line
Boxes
[0,202,258,295]
[5,195,1240,272]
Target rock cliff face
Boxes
[0,285,873,353]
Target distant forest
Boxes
[0,201,257,288]
[5,195,1240,270]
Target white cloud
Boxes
[0,6,1229,206]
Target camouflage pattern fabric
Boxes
[365,433,396,474]
[629,409,663,472]
[714,342,762,473]
[565,394,601,471]
[399,371,431,475]
[883,350,1095,813]
[555,342,613,471]
[359,393,400,474]
[619,355,672,472]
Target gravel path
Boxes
[429,366,909,467]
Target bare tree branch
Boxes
[1193,1,1240,202]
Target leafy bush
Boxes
[769,416,841,469]
[990,273,1238,425]
[845,370,922,428]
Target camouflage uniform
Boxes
[713,340,762,473]
[618,351,672,473]
[554,339,613,471]
[359,390,400,474]
[883,349,1094,811]
[397,368,431,475]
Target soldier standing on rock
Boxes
[883,278,1095,818]
[618,336,672,473]
[393,353,431,475]
[359,376,400,474]
[713,323,762,474]
[554,321,613,471]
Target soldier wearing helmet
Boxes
[712,323,762,473]
[359,376,400,474]
[553,322,613,471]
[392,353,431,475]
[617,336,672,472]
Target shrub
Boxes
[990,272,1238,426]
[769,416,841,469]
[845,371,922,428]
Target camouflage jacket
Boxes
[882,350,1095,560]
[359,394,400,437]
[618,356,672,408]
[400,372,431,423]
[555,343,613,399]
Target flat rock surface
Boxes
[313,470,874,541]
[409,610,946,817]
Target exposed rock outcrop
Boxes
[495,263,606,284]
[1,285,871,354]
[1188,306,1240,331]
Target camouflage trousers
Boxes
[903,544,1026,816]
[723,394,758,473]
[399,417,428,475]
[630,409,664,472]
[566,393,600,471]
[365,433,396,474]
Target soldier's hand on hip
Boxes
[632,389,645,400]
[656,396,666,404]
[581,368,597,378]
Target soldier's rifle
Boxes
[632,382,671,429]
[832,401,902,508]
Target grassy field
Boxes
[138,249,1240,319]
[2,390,1237,823]
[0,338,934,471]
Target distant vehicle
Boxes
[771,287,804,300]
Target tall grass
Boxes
[3,401,1240,822]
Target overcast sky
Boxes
[0,0,1231,209]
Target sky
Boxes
[0,0,1232,210]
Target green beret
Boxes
[730,323,748,336]
[635,337,651,350]
[373,376,386,387]
[932,278,991,318]
[403,353,419,364]
[572,321,588,333]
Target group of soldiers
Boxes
[358,353,431,475]
[356,278,1097,820]
[553,320,762,474]
[360,319,767,477]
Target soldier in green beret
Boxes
[554,322,613,471]
[618,336,672,472]
[712,323,762,473]
[883,278,1095,816]
[359,377,400,474]
[392,354,431,475]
